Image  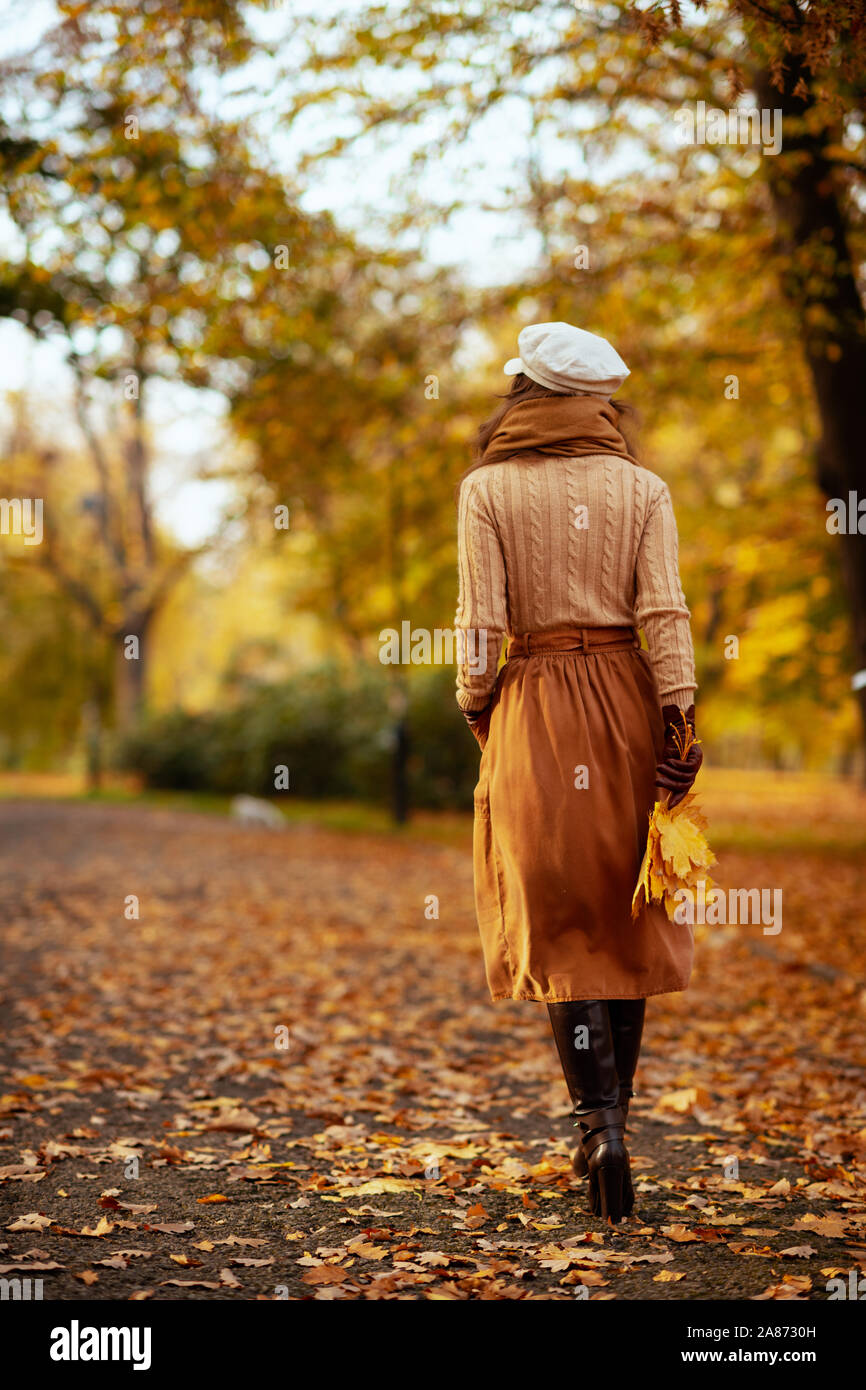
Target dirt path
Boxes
[1,800,863,1300]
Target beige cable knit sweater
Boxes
[455,453,697,712]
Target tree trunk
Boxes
[81,699,102,792]
[756,59,866,762]
[392,714,410,826]
[114,622,148,733]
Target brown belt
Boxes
[507,625,640,658]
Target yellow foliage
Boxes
[631,792,716,923]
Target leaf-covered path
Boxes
[1,797,864,1300]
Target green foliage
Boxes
[119,663,480,809]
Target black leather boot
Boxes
[573,998,646,1180]
[609,998,646,1122]
[548,1000,633,1223]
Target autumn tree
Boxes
[0,0,378,737]
[281,0,866,756]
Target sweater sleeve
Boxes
[455,474,508,711]
[634,483,697,710]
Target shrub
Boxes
[119,662,480,809]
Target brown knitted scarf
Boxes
[482,395,640,467]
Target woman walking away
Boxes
[455,322,702,1224]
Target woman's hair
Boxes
[456,373,641,496]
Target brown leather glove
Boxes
[655,703,702,809]
[462,702,493,750]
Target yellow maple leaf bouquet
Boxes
[631,725,716,923]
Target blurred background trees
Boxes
[1,0,864,805]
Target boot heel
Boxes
[595,1161,625,1223]
[580,1107,631,1224]
[572,1145,588,1178]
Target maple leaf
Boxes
[160,1279,222,1290]
[155,1145,185,1165]
[0,1164,45,1181]
[6,1213,53,1232]
[657,1087,712,1115]
[212,1235,269,1248]
[0,1260,64,1272]
[565,1269,608,1286]
[661,1225,701,1243]
[753,1276,812,1301]
[632,792,716,921]
[77,1217,115,1237]
[301,1264,352,1285]
[347,1240,388,1259]
[790,1213,851,1238]
[339,1178,417,1196]
[203,1109,261,1134]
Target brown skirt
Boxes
[472,625,694,1003]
